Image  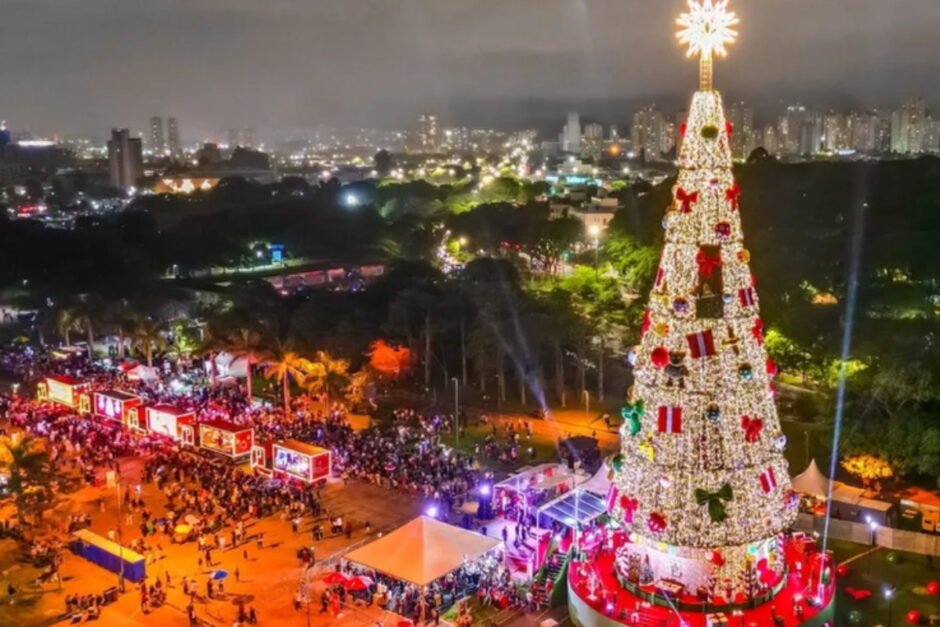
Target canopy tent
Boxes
[125,364,158,382]
[791,459,831,498]
[209,353,248,379]
[344,516,501,587]
[495,463,578,494]
[579,464,612,497]
[537,488,608,528]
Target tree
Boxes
[0,436,53,525]
[345,369,376,411]
[262,347,314,410]
[54,306,79,346]
[128,316,166,367]
[608,60,796,603]
[373,150,395,177]
[305,351,351,404]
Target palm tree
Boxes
[70,299,101,361]
[262,347,314,410]
[55,306,79,347]
[305,350,351,404]
[129,316,166,367]
[0,436,53,525]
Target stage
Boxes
[567,537,835,627]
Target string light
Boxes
[609,0,795,600]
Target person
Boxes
[248,606,257,624]
[256,532,263,550]
[235,567,240,582]
[7,583,15,605]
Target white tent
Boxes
[344,516,501,587]
[208,352,247,379]
[791,459,831,498]
[580,464,613,497]
[126,364,158,382]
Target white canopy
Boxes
[126,364,158,382]
[344,516,501,587]
[580,464,613,497]
[791,459,832,498]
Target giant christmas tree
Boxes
[609,0,798,603]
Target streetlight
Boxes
[866,516,879,579]
[583,390,590,417]
[884,586,894,627]
[589,224,600,279]
[452,377,459,448]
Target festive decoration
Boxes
[696,248,723,278]
[686,330,716,359]
[705,404,722,422]
[620,496,639,523]
[738,287,756,307]
[607,0,795,607]
[740,415,763,443]
[927,580,939,596]
[906,609,922,625]
[759,467,778,493]
[612,454,626,472]
[835,564,849,578]
[676,188,699,213]
[651,346,670,368]
[695,483,733,522]
[622,399,645,436]
[648,512,667,534]
[657,406,683,433]
[725,183,740,210]
[842,455,894,482]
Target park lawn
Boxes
[832,540,940,625]
[451,422,560,477]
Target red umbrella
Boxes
[321,572,348,585]
[344,577,370,592]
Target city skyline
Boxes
[3,0,939,137]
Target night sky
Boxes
[4,0,939,138]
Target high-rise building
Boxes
[149,116,165,155]
[227,128,258,149]
[823,111,849,152]
[561,112,581,154]
[631,106,665,161]
[760,124,778,155]
[418,113,440,152]
[167,117,180,157]
[779,104,808,156]
[798,113,823,155]
[107,128,143,191]
[728,101,754,160]
[580,122,604,158]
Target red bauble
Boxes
[648,512,667,534]
[711,550,725,567]
[906,609,922,625]
[927,580,940,595]
[835,564,849,577]
[715,221,731,239]
[651,346,670,368]
[766,358,778,377]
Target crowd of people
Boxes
[0,343,575,625]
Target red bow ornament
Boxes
[620,496,639,523]
[741,415,763,443]
[725,184,741,210]
[676,188,699,213]
[648,511,667,534]
[696,249,723,278]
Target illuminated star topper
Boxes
[676,0,739,60]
